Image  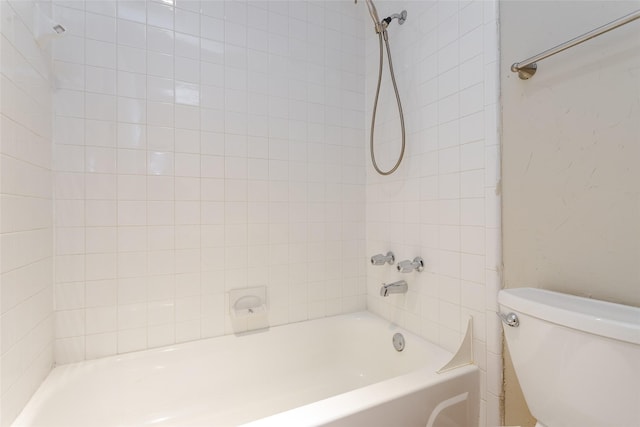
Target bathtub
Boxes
[12,312,479,427]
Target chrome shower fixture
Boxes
[380,280,408,297]
[355,0,407,34]
[397,257,424,273]
[381,10,407,30]
[356,0,407,176]
[370,251,395,266]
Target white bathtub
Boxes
[13,312,479,427]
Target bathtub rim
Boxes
[241,363,480,427]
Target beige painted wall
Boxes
[500,1,640,425]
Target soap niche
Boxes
[228,286,268,334]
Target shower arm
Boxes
[356,0,408,34]
[383,11,407,27]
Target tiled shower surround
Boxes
[2,0,501,426]
[363,1,500,424]
[1,1,54,424]
[52,0,367,361]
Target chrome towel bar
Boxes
[511,10,640,80]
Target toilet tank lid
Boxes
[498,288,640,345]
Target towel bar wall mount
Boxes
[511,10,640,80]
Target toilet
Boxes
[498,287,640,427]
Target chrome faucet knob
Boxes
[397,257,424,273]
[371,251,395,266]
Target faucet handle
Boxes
[371,251,395,266]
[397,257,424,273]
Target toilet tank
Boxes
[498,288,640,427]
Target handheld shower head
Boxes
[355,0,407,34]
[354,0,383,32]
[357,0,408,176]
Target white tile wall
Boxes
[0,1,55,425]
[51,0,367,363]
[363,1,501,426]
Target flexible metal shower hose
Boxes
[370,30,406,176]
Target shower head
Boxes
[355,0,407,34]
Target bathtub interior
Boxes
[12,312,479,427]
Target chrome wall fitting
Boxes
[380,280,408,297]
[497,312,520,327]
[371,251,395,266]
[381,10,407,28]
[396,257,424,273]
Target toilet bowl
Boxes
[498,288,640,427]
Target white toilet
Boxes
[498,287,640,427]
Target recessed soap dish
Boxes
[228,286,268,333]
[232,295,267,318]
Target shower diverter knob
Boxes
[396,257,424,273]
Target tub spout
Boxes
[380,280,408,297]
